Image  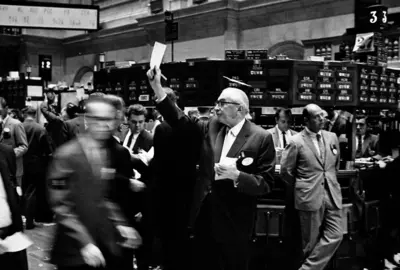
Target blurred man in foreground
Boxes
[48,97,141,270]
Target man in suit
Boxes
[198,107,211,122]
[60,101,86,145]
[123,104,153,177]
[122,104,153,270]
[147,67,275,270]
[22,106,53,228]
[0,97,28,190]
[355,116,379,158]
[152,88,202,270]
[0,143,29,270]
[324,108,353,163]
[267,107,297,163]
[41,88,64,148]
[281,104,343,270]
[48,96,141,270]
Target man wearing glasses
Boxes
[147,67,275,270]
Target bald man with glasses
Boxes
[147,67,275,270]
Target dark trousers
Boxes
[22,173,38,226]
[0,226,29,270]
[58,266,107,270]
[192,234,249,270]
[35,173,53,223]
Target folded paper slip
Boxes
[1,232,33,253]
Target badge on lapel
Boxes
[331,144,338,155]
[3,128,11,139]
[238,151,254,167]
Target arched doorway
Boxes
[268,41,305,60]
[73,66,94,88]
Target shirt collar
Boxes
[305,127,322,137]
[2,115,9,127]
[228,118,246,137]
[276,125,288,135]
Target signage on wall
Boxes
[39,55,52,82]
[0,2,99,30]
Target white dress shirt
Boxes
[0,173,12,228]
[220,119,246,159]
[276,126,291,148]
[355,135,365,148]
[305,127,323,157]
[123,130,140,151]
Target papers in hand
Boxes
[215,157,237,180]
[150,42,167,69]
[0,232,33,253]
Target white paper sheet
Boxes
[1,232,33,253]
[150,42,167,69]
[215,157,237,180]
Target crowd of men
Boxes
[0,65,395,270]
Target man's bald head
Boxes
[215,87,250,127]
[219,87,249,114]
[303,104,325,133]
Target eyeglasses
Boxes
[214,100,241,108]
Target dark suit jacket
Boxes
[157,97,276,244]
[0,116,28,179]
[123,130,153,179]
[60,116,85,146]
[356,133,379,158]
[23,119,52,175]
[152,120,202,230]
[0,143,28,270]
[280,129,342,211]
[47,136,136,267]
[40,101,63,148]
[266,126,297,148]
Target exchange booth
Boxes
[92,59,399,269]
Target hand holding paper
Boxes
[150,42,167,70]
[215,157,239,181]
[0,232,33,253]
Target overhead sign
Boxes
[0,2,99,30]
[39,55,52,82]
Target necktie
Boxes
[282,131,287,148]
[357,135,362,157]
[316,134,325,163]
[126,132,134,149]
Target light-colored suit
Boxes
[266,126,297,148]
[280,129,343,270]
[0,116,28,182]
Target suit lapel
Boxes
[214,126,227,163]
[132,131,144,153]
[227,120,251,158]
[272,127,279,148]
[362,134,371,155]
[302,130,323,167]
[0,117,9,142]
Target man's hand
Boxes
[80,243,106,268]
[146,67,166,101]
[214,163,240,182]
[130,179,146,192]
[117,225,142,249]
[16,186,22,197]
